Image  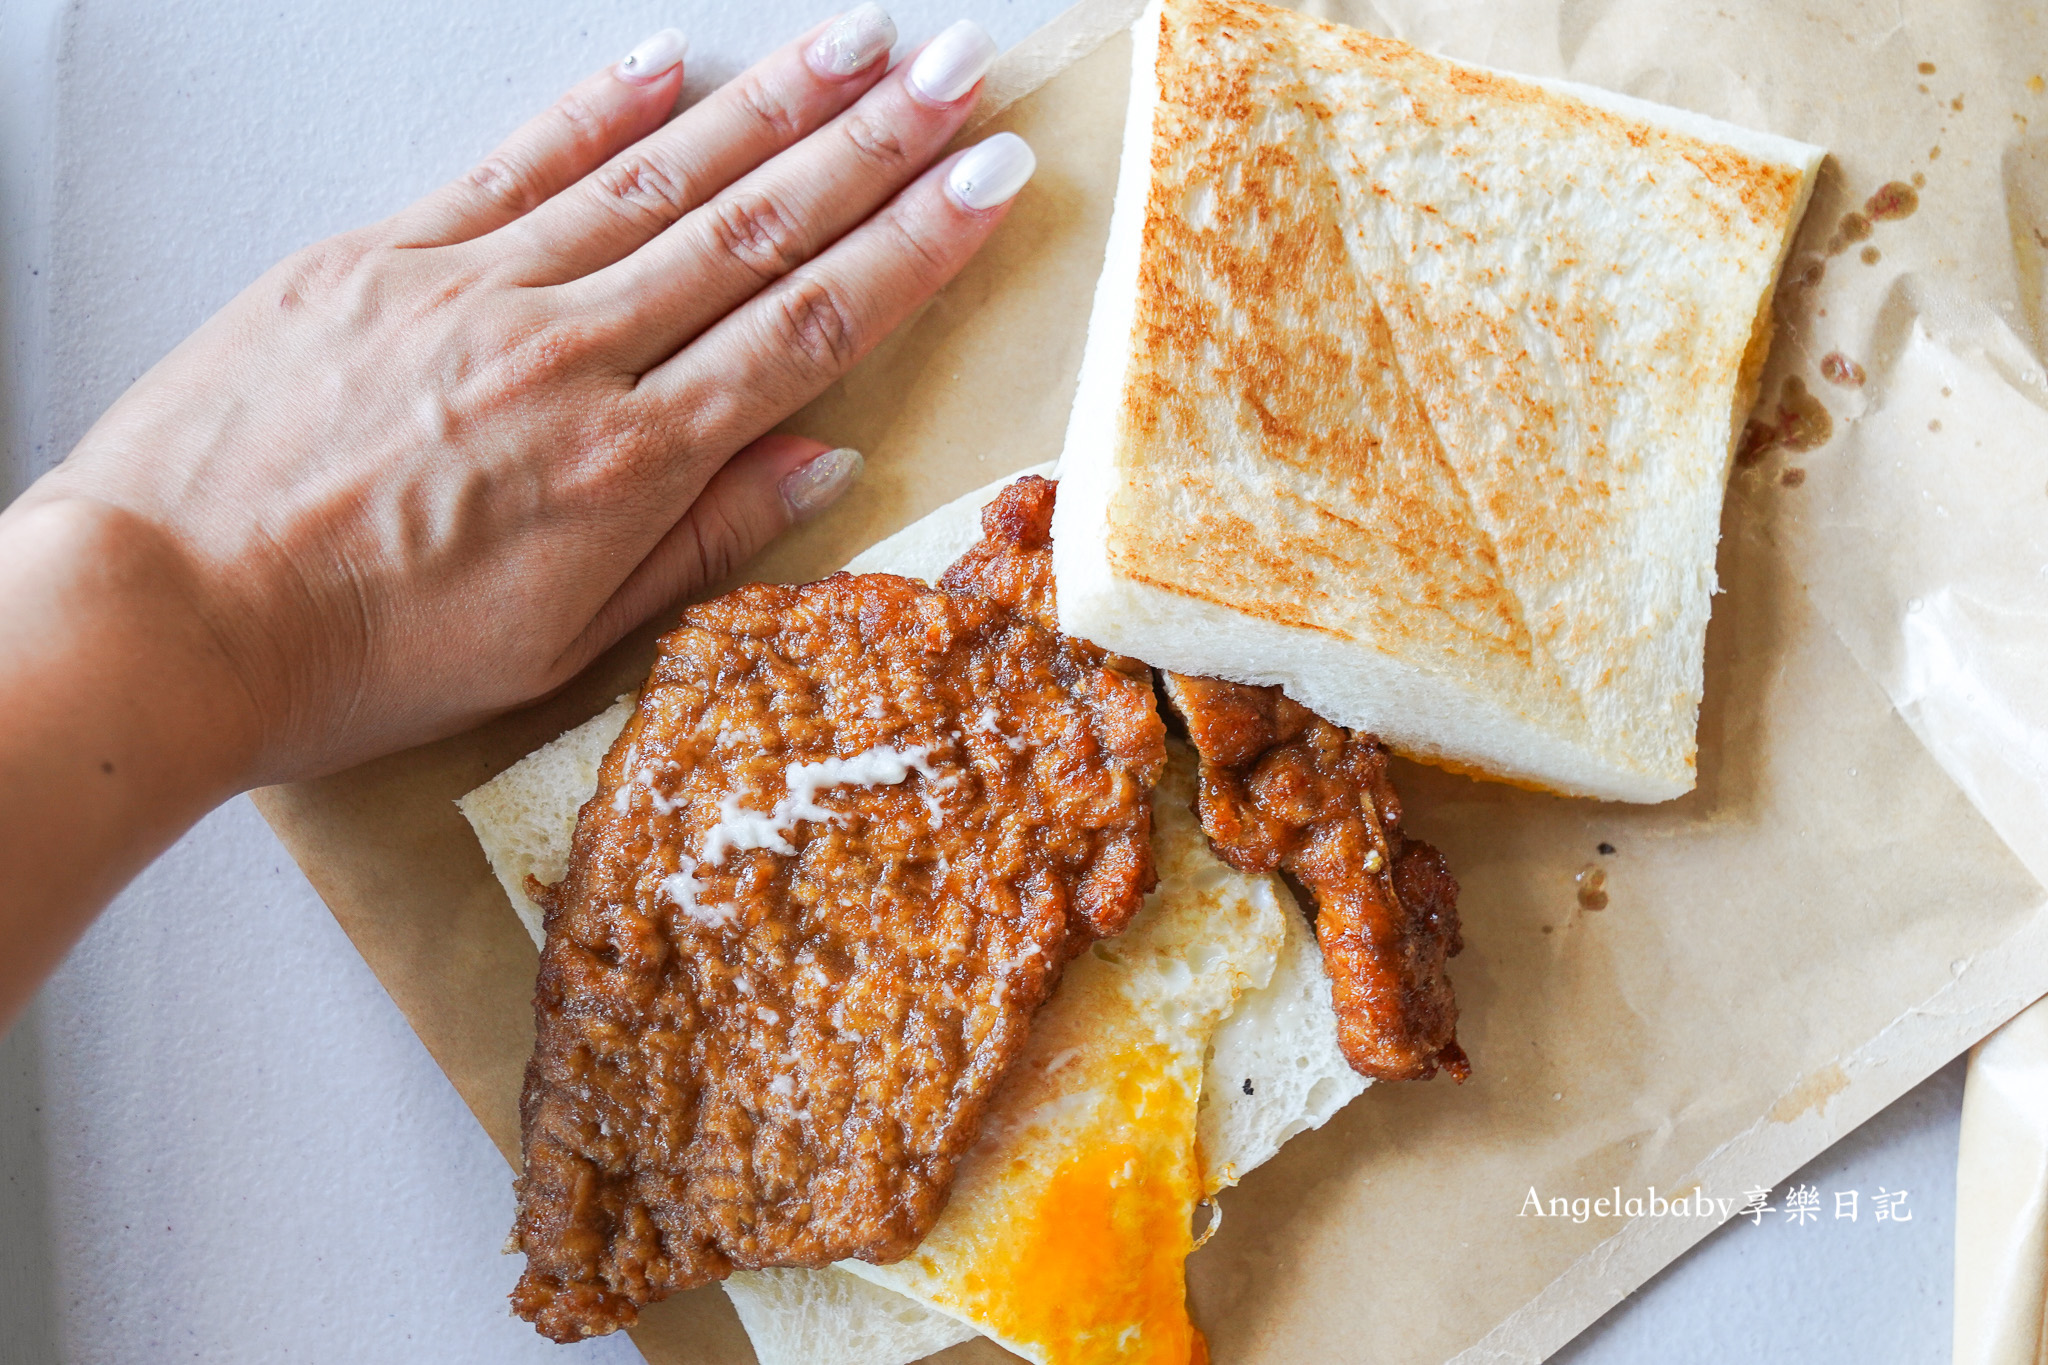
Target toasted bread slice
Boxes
[1051,0,1824,802]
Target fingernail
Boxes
[809,3,897,78]
[616,28,689,83]
[907,20,996,105]
[947,133,1035,211]
[781,447,864,521]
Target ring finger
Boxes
[574,20,998,371]
[496,4,902,285]
[640,133,1037,458]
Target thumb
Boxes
[567,435,864,668]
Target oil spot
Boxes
[1819,352,1866,387]
[1929,145,1942,160]
[1942,385,1953,396]
[1912,171,1926,188]
[1861,245,1883,265]
[1929,418,1943,432]
[2032,75,2045,95]
[1738,376,1835,464]
[1866,181,1920,221]
[1826,211,1873,255]
[1918,61,1936,75]
[1781,467,1807,488]
[1785,256,1826,292]
[1541,925,1554,935]
[1769,1064,1850,1123]
[1597,842,1616,856]
[1574,865,1609,911]
[1951,94,1966,112]
[1918,83,1931,95]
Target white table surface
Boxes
[0,0,1962,1360]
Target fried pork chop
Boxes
[943,474,1466,1083]
[939,474,1150,686]
[1159,673,1467,1082]
[512,573,1166,1342]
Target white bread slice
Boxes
[455,696,634,946]
[721,1265,980,1365]
[459,467,1364,1365]
[1199,889,1361,1192]
[1050,0,1825,802]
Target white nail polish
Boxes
[781,448,864,521]
[616,28,689,83]
[907,20,996,105]
[947,133,1036,211]
[809,4,897,77]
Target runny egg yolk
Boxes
[947,1053,1207,1364]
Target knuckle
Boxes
[768,274,862,373]
[278,234,383,301]
[733,72,806,143]
[465,153,544,216]
[706,190,807,282]
[548,89,607,155]
[593,152,692,228]
[688,499,756,586]
[839,110,912,170]
[563,409,656,499]
[879,210,952,286]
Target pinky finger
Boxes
[563,438,865,667]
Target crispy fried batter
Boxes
[940,475,1152,684]
[943,475,1465,1084]
[512,573,1166,1342]
[1160,673,1467,1083]
[939,475,1062,628]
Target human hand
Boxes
[17,6,1033,789]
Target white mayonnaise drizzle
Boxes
[660,744,951,926]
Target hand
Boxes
[14,6,1033,788]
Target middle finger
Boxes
[572,20,999,371]
[497,4,901,284]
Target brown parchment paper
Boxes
[252,2,2048,1361]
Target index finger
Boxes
[380,31,690,249]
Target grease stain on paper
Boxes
[1819,352,1866,387]
[1769,1064,1850,1123]
[1866,180,1921,221]
[1826,211,1873,255]
[1738,376,1834,464]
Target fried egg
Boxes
[837,745,1285,1363]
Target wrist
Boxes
[0,491,268,805]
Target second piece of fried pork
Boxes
[942,474,1467,1083]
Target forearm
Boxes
[0,493,259,1031]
